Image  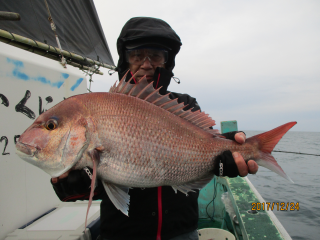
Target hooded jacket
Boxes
[52,17,202,240]
[99,17,200,240]
[51,16,241,240]
[117,17,181,76]
[116,17,200,110]
[116,17,182,96]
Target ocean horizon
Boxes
[246,130,320,240]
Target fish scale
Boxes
[16,73,296,228]
[89,95,214,185]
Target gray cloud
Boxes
[91,0,320,132]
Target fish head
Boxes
[16,97,90,177]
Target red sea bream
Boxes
[15,73,296,226]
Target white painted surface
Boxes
[5,201,101,240]
[0,42,87,240]
[198,228,235,240]
[27,206,100,231]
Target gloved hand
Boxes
[220,131,245,141]
[214,150,239,177]
[213,131,258,177]
[51,167,106,202]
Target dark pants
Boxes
[97,229,199,240]
[168,230,199,240]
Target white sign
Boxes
[27,206,100,231]
[0,42,87,239]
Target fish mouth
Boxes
[15,141,38,157]
[15,140,68,178]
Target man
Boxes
[51,17,258,240]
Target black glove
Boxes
[213,131,246,178]
[220,131,245,141]
[51,167,106,202]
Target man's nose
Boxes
[140,57,153,68]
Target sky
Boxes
[89,0,320,132]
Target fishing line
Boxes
[204,178,232,232]
[273,150,320,156]
[206,177,217,221]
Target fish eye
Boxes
[45,119,58,130]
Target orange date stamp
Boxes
[251,202,299,211]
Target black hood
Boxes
[116,17,182,93]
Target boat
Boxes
[0,1,292,239]
[198,175,292,239]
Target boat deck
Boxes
[198,176,291,240]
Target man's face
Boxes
[126,48,167,82]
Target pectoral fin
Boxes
[102,181,130,216]
[84,148,100,232]
[172,173,214,195]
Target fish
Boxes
[15,71,296,226]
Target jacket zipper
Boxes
[129,71,137,83]
[155,73,160,89]
[156,186,163,240]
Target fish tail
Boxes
[248,121,297,183]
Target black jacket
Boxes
[53,88,202,240]
[100,188,199,240]
[53,17,205,240]
[117,17,182,95]
[100,17,201,239]
[99,92,201,240]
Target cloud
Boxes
[91,0,320,132]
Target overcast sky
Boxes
[90,0,320,132]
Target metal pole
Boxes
[0,35,104,75]
[0,11,20,21]
[0,29,116,71]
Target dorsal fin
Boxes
[109,75,216,130]
[109,81,117,93]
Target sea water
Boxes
[246,131,320,240]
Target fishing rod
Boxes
[273,150,320,157]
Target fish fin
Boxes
[159,98,178,109]
[152,92,171,105]
[256,154,294,183]
[171,185,195,195]
[128,76,149,96]
[248,121,297,182]
[172,173,214,195]
[172,186,178,194]
[119,72,139,94]
[136,81,155,99]
[166,102,185,113]
[179,109,193,118]
[204,129,222,135]
[191,113,209,124]
[84,149,100,232]
[109,81,117,93]
[185,109,201,121]
[112,75,216,129]
[102,181,130,216]
[111,70,139,94]
[113,70,129,93]
[95,146,105,151]
[144,86,162,102]
[254,121,297,153]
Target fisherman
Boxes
[51,17,258,240]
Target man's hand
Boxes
[50,168,106,202]
[51,170,70,184]
[233,132,258,176]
